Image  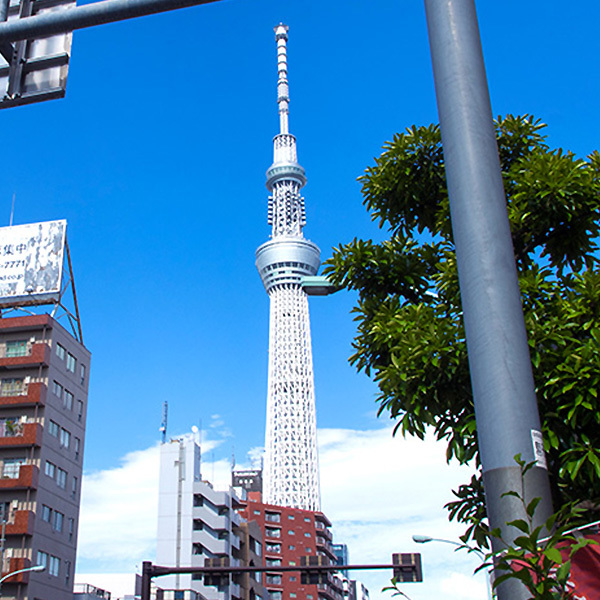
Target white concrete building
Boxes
[156,435,264,600]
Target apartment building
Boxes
[235,497,344,600]
[157,436,266,600]
[0,313,90,600]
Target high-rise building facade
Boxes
[0,313,90,600]
[235,497,343,600]
[255,24,321,512]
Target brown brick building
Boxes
[0,314,90,600]
[236,492,343,600]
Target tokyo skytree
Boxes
[255,24,321,511]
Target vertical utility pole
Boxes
[423,1,553,597]
[0,504,6,594]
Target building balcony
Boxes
[0,464,39,490]
[0,382,46,408]
[315,540,337,562]
[0,314,52,333]
[0,423,42,448]
[314,512,332,528]
[1,557,34,584]
[0,342,50,369]
[318,579,344,600]
[4,510,34,536]
[315,527,332,542]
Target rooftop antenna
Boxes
[9,192,15,226]
[159,401,168,443]
[231,445,236,471]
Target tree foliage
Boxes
[323,115,600,541]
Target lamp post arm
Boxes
[0,565,44,584]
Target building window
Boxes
[66,353,76,373]
[68,518,75,541]
[49,555,60,576]
[6,340,27,357]
[0,378,24,396]
[288,545,295,551]
[65,560,71,584]
[288,515,295,520]
[265,527,281,538]
[60,428,71,448]
[192,543,203,555]
[2,458,24,479]
[74,437,81,460]
[304,532,311,538]
[304,517,311,523]
[48,420,59,437]
[45,461,56,479]
[265,574,282,585]
[56,467,67,489]
[56,344,66,360]
[266,543,281,553]
[71,476,78,497]
[268,592,282,600]
[77,400,84,422]
[64,390,74,410]
[289,576,296,582]
[290,594,296,598]
[253,510,261,515]
[53,381,63,398]
[307,595,313,599]
[288,530,295,535]
[37,551,48,569]
[42,505,52,522]
[265,558,281,567]
[251,539,262,557]
[289,561,296,566]
[80,364,86,384]
[265,511,281,523]
[53,511,64,532]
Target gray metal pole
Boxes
[0,0,220,44]
[423,0,553,596]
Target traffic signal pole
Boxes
[423,1,553,598]
[141,555,423,600]
[0,0,220,45]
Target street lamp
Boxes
[412,535,492,599]
[0,564,45,593]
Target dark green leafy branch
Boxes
[324,115,600,543]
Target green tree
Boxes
[324,115,600,544]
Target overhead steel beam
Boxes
[0,0,221,44]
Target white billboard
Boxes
[0,219,66,308]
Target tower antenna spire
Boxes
[160,400,168,443]
[274,23,290,135]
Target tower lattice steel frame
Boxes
[256,24,321,511]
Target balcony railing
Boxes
[0,343,50,369]
[0,423,42,447]
[0,381,46,408]
[0,464,39,490]
[4,510,35,536]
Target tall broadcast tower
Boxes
[256,24,321,511]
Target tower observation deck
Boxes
[255,24,321,511]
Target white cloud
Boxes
[317,427,488,600]
[77,426,488,600]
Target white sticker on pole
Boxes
[531,430,548,470]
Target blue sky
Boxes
[1,0,599,597]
